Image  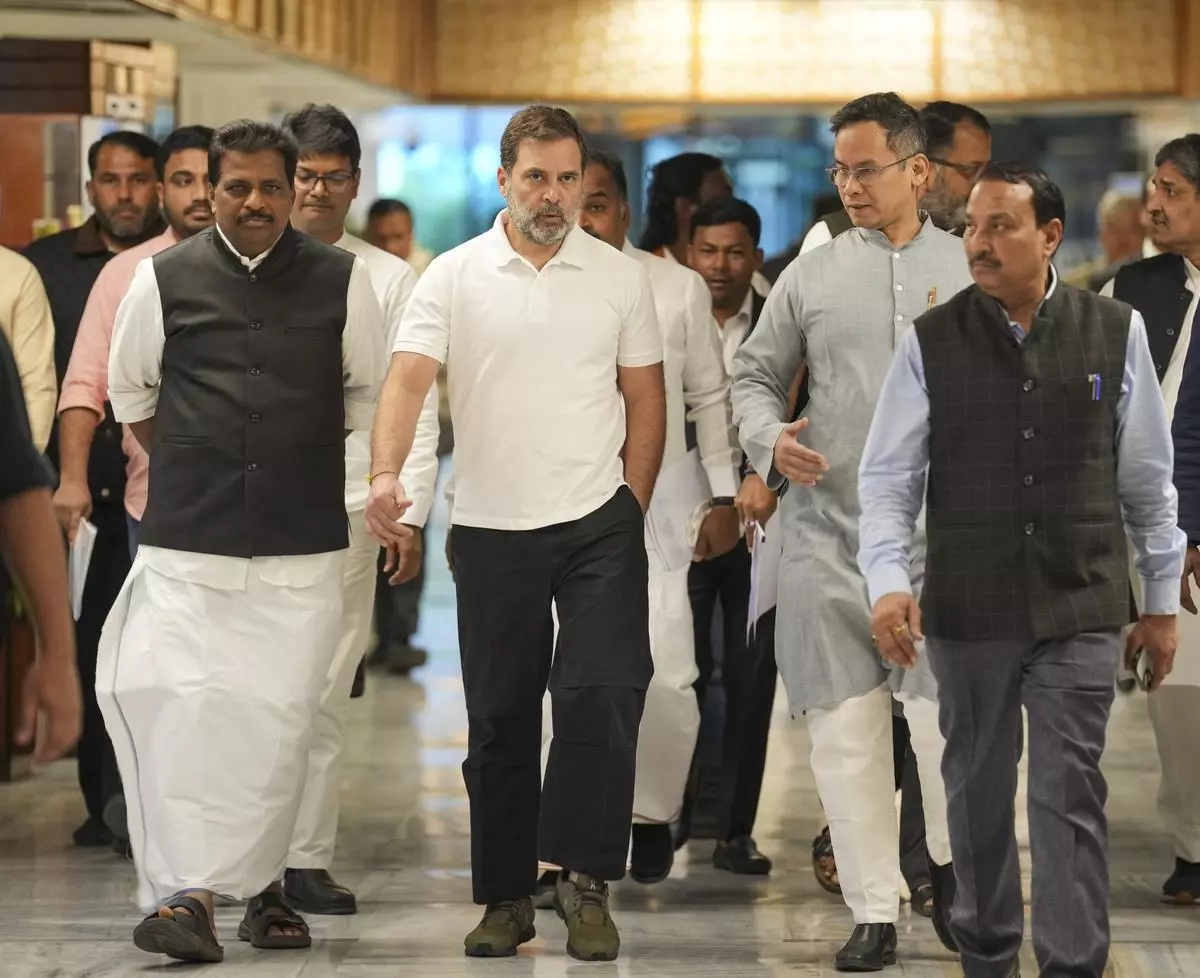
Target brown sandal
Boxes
[133,893,224,962]
[237,889,311,949]
[812,825,842,895]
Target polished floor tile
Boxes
[2,487,1198,975]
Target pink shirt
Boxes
[58,228,179,520]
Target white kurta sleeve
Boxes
[382,258,418,355]
[680,271,739,497]
[393,255,452,363]
[108,258,165,424]
[343,258,386,431]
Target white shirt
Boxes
[394,212,662,530]
[799,219,834,255]
[334,232,439,523]
[716,287,756,377]
[623,240,739,497]
[108,226,386,589]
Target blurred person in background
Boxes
[282,104,439,916]
[0,247,55,453]
[23,129,163,850]
[1065,189,1145,291]
[366,198,434,275]
[56,125,215,853]
[1103,133,1200,905]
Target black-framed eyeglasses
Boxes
[929,158,987,182]
[826,155,916,187]
[295,170,355,192]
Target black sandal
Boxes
[812,825,842,895]
[237,889,311,949]
[910,882,934,917]
[133,893,225,963]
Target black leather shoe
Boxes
[928,860,959,952]
[713,836,772,875]
[834,923,897,972]
[630,823,674,884]
[283,868,358,915]
[1163,856,1200,904]
[73,816,114,847]
[350,657,366,699]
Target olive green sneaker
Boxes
[464,897,536,957]
[553,873,620,961]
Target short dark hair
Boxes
[690,196,762,247]
[281,103,362,170]
[919,101,991,158]
[209,120,299,186]
[367,198,412,221]
[977,161,1066,231]
[87,130,159,176]
[1155,134,1200,192]
[586,148,629,202]
[500,104,588,174]
[154,125,215,180]
[829,92,926,159]
[638,152,726,253]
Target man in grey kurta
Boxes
[732,93,974,972]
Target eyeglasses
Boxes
[929,158,987,182]
[294,170,355,193]
[826,155,915,187]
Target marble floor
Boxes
[3,494,1200,975]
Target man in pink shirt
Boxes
[55,125,215,851]
[58,126,215,550]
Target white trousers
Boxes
[97,551,344,912]
[287,510,380,868]
[806,681,951,924]
[1150,686,1200,863]
[541,537,700,824]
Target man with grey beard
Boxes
[367,104,666,962]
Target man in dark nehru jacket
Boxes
[859,161,1184,978]
[96,119,386,964]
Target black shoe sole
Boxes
[834,948,897,972]
[284,897,358,916]
[464,926,536,957]
[629,866,671,885]
[713,856,772,876]
[133,917,225,963]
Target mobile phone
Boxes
[1133,647,1154,692]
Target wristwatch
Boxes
[711,496,736,507]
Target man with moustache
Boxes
[97,120,386,964]
[55,125,215,852]
[733,93,970,971]
[1102,134,1200,904]
[861,161,1183,978]
[280,103,440,915]
[568,147,738,884]
[367,105,665,962]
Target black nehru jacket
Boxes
[915,284,1133,642]
[138,225,355,559]
[1110,253,1189,383]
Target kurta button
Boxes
[250,320,262,330]
[100,487,112,499]
[895,284,903,291]
[250,367,262,377]
[895,314,903,322]
[1024,522,1035,535]
[1022,379,1035,392]
[1168,328,1176,337]
[1023,474,1035,487]
[250,413,262,423]
[249,273,258,283]
[1021,427,1035,439]
[247,462,258,472]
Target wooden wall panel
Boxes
[0,114,52,249]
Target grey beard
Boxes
[505,189,578,246]
[921,188,967,233]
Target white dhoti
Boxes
[96,547,345,913]
[288,510,379,867]
[806,681,951,924]
[541,528,700,825]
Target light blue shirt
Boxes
[857,276,1186,618]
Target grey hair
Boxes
[1155,134,1200,191]
[1096,190,1142,227]
[830,92,926,159]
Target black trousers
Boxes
[688,543,775,841]
[76,506,130,820]
[893,713,931,890]
[452,487,652,905]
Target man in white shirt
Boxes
[366,105,666,963]
[98,120,386,964]
[281,104,440,916]
[573,147,740,883]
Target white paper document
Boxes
[69,519,98,621]
[646,449,710,572]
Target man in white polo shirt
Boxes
[366,104,666,963]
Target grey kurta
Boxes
[732,219,973,713]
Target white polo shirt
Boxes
[393,211,663,531]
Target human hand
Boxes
[52,479,92,544]
[694,505,740,561]
[870,592,923,669]
[772,418,828,487]
[384,527,423,586]
[735,473,777,529]
[364,472,414,548]
[17,651,82,767]
[1181,546,1200,615]
[1125,614,1178,693]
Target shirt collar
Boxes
[487,210,586,270]
[1185,257,1200,286]
[731,286,755,327]
[999,265,1058,342]
[215,221,284,271]
[72,216,109,256]
[855,211,936,252]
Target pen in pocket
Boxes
[1088,373,1101,401]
